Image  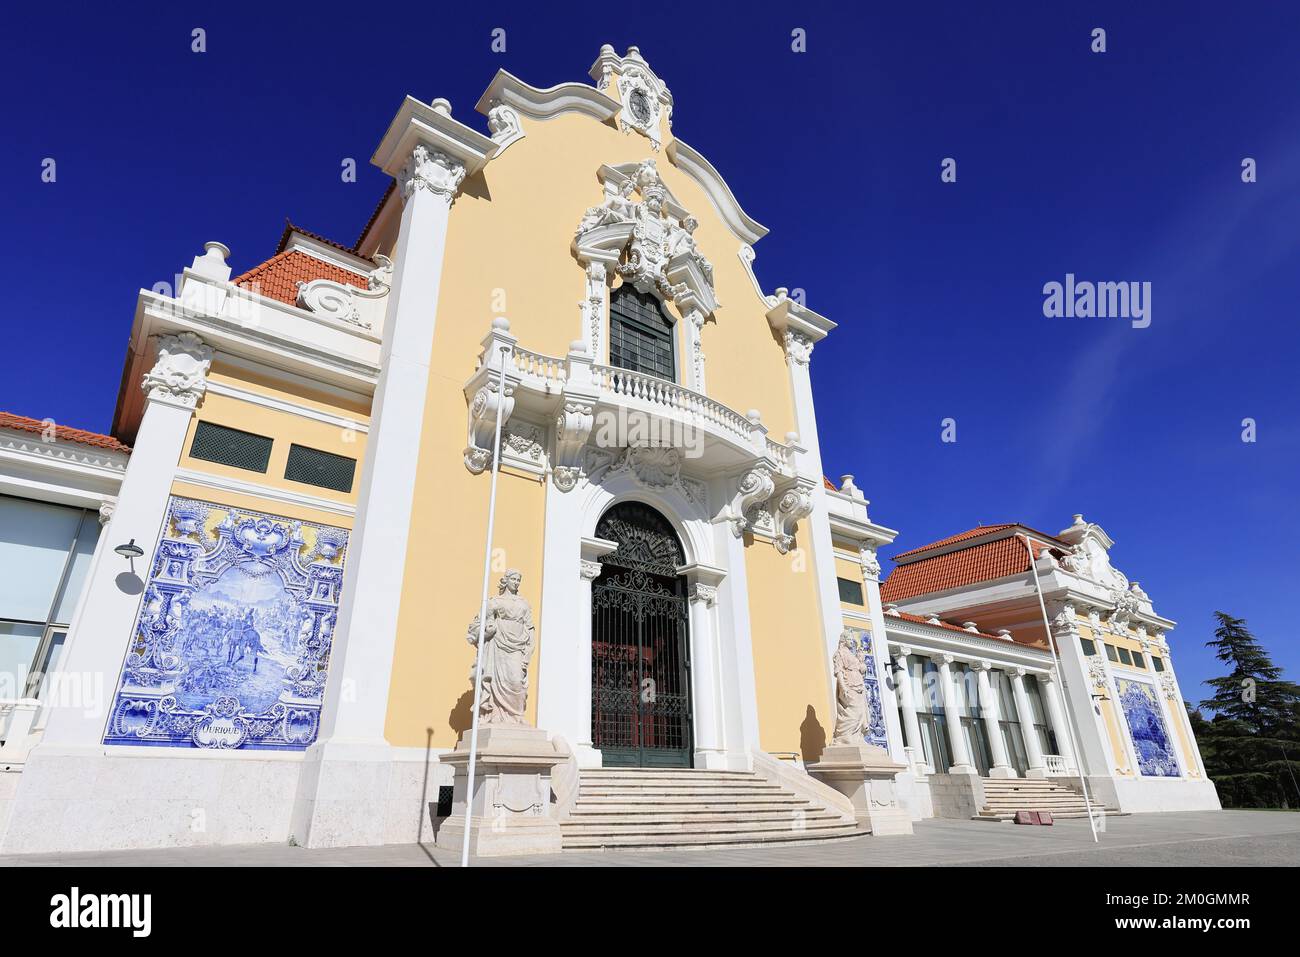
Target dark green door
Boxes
[590,503,693,769]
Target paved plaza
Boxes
[2,810,1295,868]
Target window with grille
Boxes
[284,444,356,493]
[189,421,273,473]
[837,577,864,605]
[608,285,676,381]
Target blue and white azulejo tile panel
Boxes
[103,496,348,751]
[1115,675,1180,777]
[845,626,889,749]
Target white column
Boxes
[714,506,761,764]
[778,332,843,667]
[1040,670,1077,773]
[39,332,212,750]
[892,647,924,770]
[294,141,470,848]
[311,146,464,753]
[1160,649,1206,776]
[1011,668,1047,778]
[934,654,975,774]
[974,661,1014,778]
[683,573,726,768]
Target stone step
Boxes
[561,815,854,834]
[581,769,757,778]
[974,809,1121,822]
[578,785,786,797]
[564,765,855,851]
[574,793,810,806]
[561,825,864,850]
[566,810,847,826]
[983,795,1091,804]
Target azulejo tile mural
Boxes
[845,627,889,749]
[103,496,348,751]
[1115,676,1180,777]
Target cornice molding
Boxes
[666,139,768,244]
[883,617,1054,670]
[474,69,620,123]
[0,429,129,475]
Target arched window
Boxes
[608,285,676,382]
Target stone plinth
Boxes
[434,726,565,857]
[808,743,914,836]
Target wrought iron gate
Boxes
[590,503,692,768]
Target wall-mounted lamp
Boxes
[114,538,144,560]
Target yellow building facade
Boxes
[0,47,1216,856]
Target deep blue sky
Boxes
[2,3,1296,703]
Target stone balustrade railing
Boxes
[592,363,755,446]
[1044,754,1069,776]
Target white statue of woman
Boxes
[466,570,536,726]
[831,630,869,745]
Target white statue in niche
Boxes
[831,630,869,745]
[465,569,536,726]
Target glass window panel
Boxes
[1152,656,1165,672]
[1079,636,1096,656]
[1118,647,1133,666]
[1024,675,1049,725]
[0,620,44,699]
[1104,644,1119,662]
[836,577,863,605]
[1132,651,1145,669]
[992,669,1018,720]
[0,497,81,622]
[53,518,98,624]
[29,629,68,699]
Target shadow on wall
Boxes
[800,705,826,764]
[448,690,473,740]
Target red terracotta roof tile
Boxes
[824,475,837,491]
[0,411,131,453]
[881,536,1053,603]
[275,221,359,256]
[232,249,368,307]
[893,524,1016,560]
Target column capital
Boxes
[782,329,815,366]
[858,543,881,581]
[930,653,955,667]
[894,645,912,660]
[1040,668,1059,684]
[971,659,994,672]
[398,144,467,204]
[689,583,718,607]
[1012,666,1028,679]
[141,332,212,409]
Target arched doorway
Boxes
[591,502,693,768]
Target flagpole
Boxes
[1018,533,1099,843]
[461,339,509,868]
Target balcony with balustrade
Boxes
[462,318,801,487]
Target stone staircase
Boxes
[560,768,863,850]
[974,777,1117,822]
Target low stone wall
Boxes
[927,772,985,819]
